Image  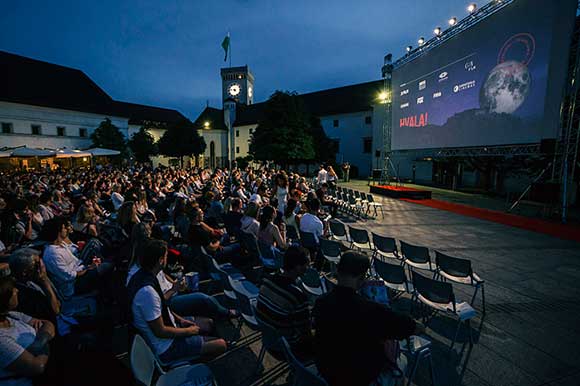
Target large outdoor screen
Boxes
[391,0,577,150]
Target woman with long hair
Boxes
[258,205,287,250]
[274,173,289,214]
[117,201,140,236]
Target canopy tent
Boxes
[9,147,55,157]
[86,147,121,156]
[55,148,92,158]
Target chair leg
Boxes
[427,350,436,386]
[406,351,421,386]
[481,284,486,314]
[256,344,266,373]
[450,319,463,352]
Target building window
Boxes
[236,130,240,137]
[333,119,339,128]
[236,146,240,154]
[363,137,372,153]
[365,116,372,124]
[1,122,13,134]
[79,128,88,138]
[57,126,66,136]
[249,128,253,134]
[31,125,41,135]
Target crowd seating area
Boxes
[0,164,485,386]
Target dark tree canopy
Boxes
[309,116,338,164]
[128,125,158,163]
[250,91,317,166]
[90,118,127,152]
[158,119,206,167]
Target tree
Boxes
[128,126,158,163]
[90,118,127,152]
[309,116,338,164]
[157,119,206,167]
[249,91,316,168]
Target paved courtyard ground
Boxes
[202,181,580,386]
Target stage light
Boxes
[467,3,477,13]
[448,17,457,26]
[378,91,389,104]
[204,121,210,128]
[418,37,425,45]
[433,27,442,36]
[406,46,413,52]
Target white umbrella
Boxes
[10,147,55,157]
[0,151,12,158]
[55,148,92,158]
[86,147,121,156]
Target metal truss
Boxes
[432,144,541,158]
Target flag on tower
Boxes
[221,33,230,62]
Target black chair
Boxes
[366,193,384,218]
[435,251,485,313]
[299,231,319,249]
[371,232,399,260]
[300,267,324,297]
[329,220,348,242]
[412,271,475,351]
[400,241,433,273]
[319,239,341,273]
[286,225,300,243]
[373,257,412,297]
[348,226,371,251]
[280,337,328,386]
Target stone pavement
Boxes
[204,183,580,386]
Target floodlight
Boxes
[433,27,442,36]
[467,3,477,13]
[448,17,457,26]
[418,37,425,45]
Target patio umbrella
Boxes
[55,148,92,158]
[10,147,55,157]
[86,147,121,156]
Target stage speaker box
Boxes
[375,150,381,158]
[530,182,560,203]
[372,169,382,179]
[540,139,557,155]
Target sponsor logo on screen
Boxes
[400,112,428,128]
[453,80,476,93]
[465,60,477,72]
[418,80,426,90]
[417,96,424,104]
[400,102,409,109]
[433,91,442,99]
[438,72,448,82]
[400,89,409,96]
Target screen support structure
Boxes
[379,55,399,186]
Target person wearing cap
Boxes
[313,252,423,386]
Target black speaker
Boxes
[540,139,556,155]
[375,150,381,158]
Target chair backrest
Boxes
[322,276,336,293]
[412,271,455,309]
[366,193,375,202]
[435,251,472,278]
[156,364,215,386]
[329,220,347,237]
[301,267,323,291]
[348,188,354,196]
[348,195,357,205]
[320,239,341,258]
[374,258,406,285]
[300,231,319,248]
[348,226,369,244]
[255,316,284,354]
[286,225,299,241]
[230,280,259,328]
[354,190,361,199]
[130,334,156,386]
[280,337,329,386]
[372,233,397,254]
[400,241,430,264]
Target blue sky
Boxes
[1,0,472,119]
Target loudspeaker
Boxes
[540,139,556,155]
[375,150,381,158]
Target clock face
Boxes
[228,83,241,97]
[248,86,253,98]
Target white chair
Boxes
[156,364,216,386]
[130,334,156,386]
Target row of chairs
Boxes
[331,186,384,218]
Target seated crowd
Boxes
[0,163,420,386]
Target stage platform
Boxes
[370,184,432,200]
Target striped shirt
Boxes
[256,274,311,344]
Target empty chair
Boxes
[329,220,349,242]
[281,337,329,386]
[130,334,157,386]
[320,239,341,273]
[300,267,324,297]
[400,335,436,386]
[412,271,475,351]
[156,364,216,386]
[258,242,283,271]
[371,233,399,260]
[286,225,300,243]
[366,194,384,218]
[400,241,433,272]
[373,258,413,296]
[435,251,485,312]
[348,226,371,251]
[208,256,245,301]
[300,231,319,249]
[347,195,363,217]
[230,277,260,330]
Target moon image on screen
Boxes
[480,60,531,114]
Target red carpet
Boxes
[400,198,580,242]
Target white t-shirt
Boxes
[317,169,328,184]
[249,193,263,206]
[126,265,173,294]
[299,213,324,242]
[43,244,84,298]
[132,286,176,356]
[111,192,125,211]
[0,312,35,386]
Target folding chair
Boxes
[300,267,324,297]
[434,251,485,313]
[366,194,384,218]
[373,257,413,297]
[400,335,436,386]
[371,233,399,260]
[207,255,245,301]
[321,274,336,293]
[156,364,216,386]
[411,271,475,351]
[400,241,434,273]
[347,195,363,218]
[329,220,349,242]
[348,226,372,251]
[286,225,300,244]
[281,337,329,386]
[319,238,341,274]
[255,316,288,374]
[258,242,284,271]
[299,231,319,249]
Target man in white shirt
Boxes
[299,199,325,270]
[317,166,328,187]
[250,185,268,207]
[128,239,226,362]
[111,184,125,211]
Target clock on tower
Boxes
[221,66,254,106]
